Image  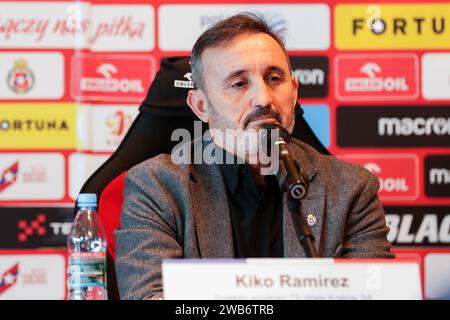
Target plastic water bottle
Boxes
[67,193,108,300]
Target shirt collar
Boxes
[218,147,243,194]
[218,146,280,195]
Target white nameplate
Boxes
[162,258,422,300]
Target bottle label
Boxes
[68,252,107,299]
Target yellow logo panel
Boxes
[0,103,77,149]
[335,3,450,49]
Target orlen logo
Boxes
[335,54,418,101]
[174,72,194,89]
[82,63,144,93]
[106,110,133,136]
[364,163,409,194]
[0,161,19,193]
[339,154,419,201]
[72,54,154,102]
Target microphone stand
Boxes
[275,133,318,258]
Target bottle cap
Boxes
[77,193,97,208]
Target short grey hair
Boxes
[190,12,291,90]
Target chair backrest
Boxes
[77,56,331,299]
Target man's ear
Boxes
[291,74,299,105]
[187,89,209,123]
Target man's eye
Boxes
[231,81,246,88]
[267,75,282,82]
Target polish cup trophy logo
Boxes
[7,59,35,95]
[106,110,133,136]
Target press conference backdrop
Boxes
[0,0,449,300]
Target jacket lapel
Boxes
[189,141,234,258]
[283,141,325,258]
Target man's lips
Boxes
[246,116,278,126]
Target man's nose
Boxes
[250,79,272,108]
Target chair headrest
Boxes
[139,56,195,116]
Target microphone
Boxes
[265,124,308,199]
[264,123,318,258]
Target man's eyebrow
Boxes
[222,66,288,85]
[223,69,247,84]
[266,65,287,76]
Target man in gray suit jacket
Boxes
[115,13,393,300]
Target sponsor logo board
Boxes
[302,105,330,148]
[0,2,154,51]
[335,4,450,49]
[0,103,77,149]
[0,153,64,201]
[337,106,450,147]
[0,52,64,100]
[385,206,450,246]
[0,253,65,299]
[425,155,450,198]
[425,253,450,299]
[339,154,419,201]
[68,153,109,200]
[335,54,418,101]
[289,56,328,98]
[158,4,330,51]
[0,207,73,248]
[77,104,139,151]
[89,5,154,52]
[422,53,450,100]
[72,54,154,102]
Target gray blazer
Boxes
[114,138,393,300]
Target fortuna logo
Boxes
[352,7,446,36]
[0,161,18,193]
[0,119,69,132]
[80,63,145,93]
[378,117,450,136]
[174,72,194,89]
[7,59,35,94]
[106,110,133,136]
[0,263,19,295]
[344,62,408,92]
